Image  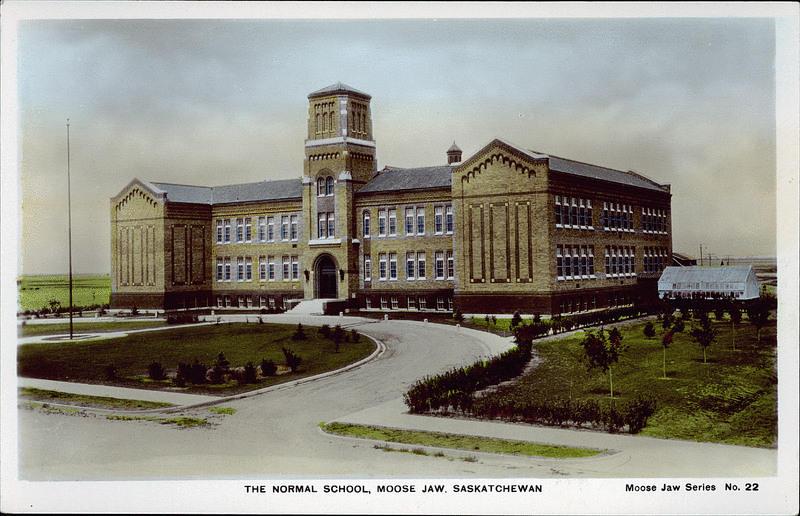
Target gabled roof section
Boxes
[358,165,454,194]
[543,154,669,193]
[658,265,756,284]
[308,82,371,100]
[149,182,213,204]
[148,178,302,205]
[211,178,302,204]
[111,178,169,203]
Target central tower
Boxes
[301,83,377,302]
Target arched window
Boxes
[317,177,325,197]
[329,112,336,135]
[362,210,370,237]
[326,176,334,196]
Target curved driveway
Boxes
[17,316,776,480]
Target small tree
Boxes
[580,327,626,398]
[209,352,230,384]
[690,316,717,364]
[147,361,165,381]
[661,330,673,379]
[282,347,302,373]
[660,313,674,331]
[260,358,277,377]
[510,311,522,329]
[643,321,656,339]
[746,298,772,342]
[291,323,307,341]
[333,324,346,353]
[672,316,686,334]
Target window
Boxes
[389,253,397,280]
[557,245,564,278]
[267,217,275,242]
[327,212,335,238]
[408,296,416,310]
[445,205,454,233]
[391,296,399,310]
[318,212,327,239]
[363,211,370,238]
[418,296,426,310]
[282,256,290,280]
[380,296,388,310]
[388,209,397,236]
[237,257,244,281]
[378,209,386,236]
[216,220,223,243]
[281,216,289,241]
[326,176,334,196]
[406,252,415,279]
[245,257,252,281]
[435,251,445,279]
[216,296,223,307]
[405,208,415,235]
[588,247,595,276]
[245,217,252,242]
[259,257,267,281]
[417,252,426,279]
[437,297,445,311]
[224,258,231,281]
[417,208,425,235]
[236,218,244,243]
[258,217,266,242]
[378,253,387,280]
[446,251,454,279]
[317,177,325,197]
[363,254,371,281]
[290,215,298,241]
[365,297,372,309]
[216,258,223,281]
[268,256,275,281]
[434,206,443,234]
[224,219,231,243]
[291,256,299,280]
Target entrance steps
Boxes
[286,298,340,315]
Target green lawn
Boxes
[19,320,167,337]
[20,387,172,410]
[478,316,777,447]
[18,322,374,395]
[322,423,601,458]
[18,274,111,312]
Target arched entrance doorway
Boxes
[315,255,338,299]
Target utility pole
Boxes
[699,244,703,266]
[67,120,74,339]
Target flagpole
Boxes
[67,120,74,339]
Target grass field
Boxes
[18,322,374,395]
[478,316,777,447]
[322,422,602,458]
[19,320,167,337]
[18,274,111,312]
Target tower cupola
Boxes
[447,142,462,164]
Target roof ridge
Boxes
[541,152,663,187]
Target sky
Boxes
[6,4,790,275]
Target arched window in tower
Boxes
[322,111,328,133]
[315,113,320,136]
[329,112,336,136]
[326,176,334,196]
[317,177,325,197]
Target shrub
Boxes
[148,362,165,381]
[291,323,307,341]
[240,362,258,384]
[104,364,117,380]
[167,313,199,325]
[510,311,522,329]
[333,325,346,352]
[176,359,208,386]
[282,347,302,372]
[624,395,657,434]
[643,321,656,339]
[349,329,360,343]
[209,352,230,384]
[319,324,332,339]
[260,359,277,377]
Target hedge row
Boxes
[404,339,533,414]
[469,393,656,434]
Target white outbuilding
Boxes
[658,265,761,300]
